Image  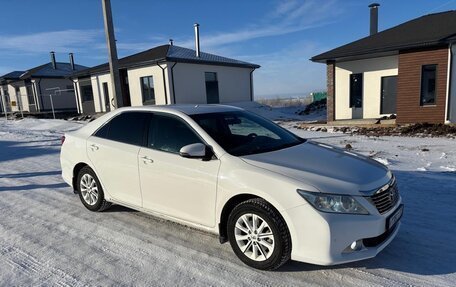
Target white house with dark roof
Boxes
[0,52,88,114]
[71,43,260,114]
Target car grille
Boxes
[369,179,399,214]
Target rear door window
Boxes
[94,112,148,146]
[148,114,202,153]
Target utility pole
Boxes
[101,0,123,109]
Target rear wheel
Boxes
[227,198,291,270]
[76,166,111,212]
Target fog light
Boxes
[350,240,363,251]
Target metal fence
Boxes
[1,87,75,121]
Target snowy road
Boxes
[0,119,455,286]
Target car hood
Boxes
[240,141,391,196]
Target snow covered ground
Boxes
[232,101,327,122]
[0,117,455,286]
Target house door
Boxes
[350,73,363,119]
[26,85,37,112]
[80,81,95,114]
[205,72,220,104]
[381,76,397,114]
[102,82,110,112]
[120,69,131,106]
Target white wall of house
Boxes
[7,85,19,112]
[77,62,255,114]
[98,74,114,112]
[90,73,115,113]
[128,65,169,106]
[171,63,252,104]
[335,55,398,120]
[18,85,30,112]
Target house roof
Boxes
[312,10,456,63]
[72,44,260,77]
[20,62,88,79]
[0,71,25,84]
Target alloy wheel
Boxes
[234,213,275,261]
[80,173,99,206]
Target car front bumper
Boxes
[284,199,402,265]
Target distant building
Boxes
[71,44,260,114]
[0,71,25,113]
[0,52,88,113]
[312,5,456,124]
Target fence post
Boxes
[17,94,24,119]
[1,94,7,121]
[49,94,56,119]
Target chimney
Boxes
[369,3,380,35]
[69,53,75,70]
[194,23,200,57]
[50,51,57,69]
[169,39,174,46]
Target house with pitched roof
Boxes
[71,42,260,114]
[0,52,88,114]
[0,71,26,113]
[311,4,456,124]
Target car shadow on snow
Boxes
[102,205,139,213]
[279,170,456,276]
[0,170,61,178]
[0,140,59,162]
[0,182,69,192]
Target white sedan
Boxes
[60,105,403,270]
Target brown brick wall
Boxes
[326,61,335,122]
[397,46,448,124]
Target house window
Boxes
[420,65,437,106]
[15,87,20,96]
[205,72,220,104]
[141,76,155,105]
[349,73,363,108]
[80,82,94,102]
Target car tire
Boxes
[76,166,111,212]
[227,198,291,270]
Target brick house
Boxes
[311,6,456,124]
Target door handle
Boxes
[141,156,154,164]
[90,144,99,151]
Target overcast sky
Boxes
[0,0,455,98]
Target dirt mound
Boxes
[298,123,456,138]
[298,99,326,115]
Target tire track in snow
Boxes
[0,239,87,287]
[1,181,402,287]
[1,190,284,287]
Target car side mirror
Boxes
[179,143,213,160]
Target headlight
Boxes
[297,190,369,215]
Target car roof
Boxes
[116,104,244,115]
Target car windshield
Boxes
[190,111,305,156]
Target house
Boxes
[0,71,26,113]
[71,42,260,114]
[0,52,88,114]
[311,4,456,124]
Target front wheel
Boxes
[76,166,111,212]
[227,198,291,270]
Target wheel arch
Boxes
[218,193,290,245]
[72,162,90,193]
